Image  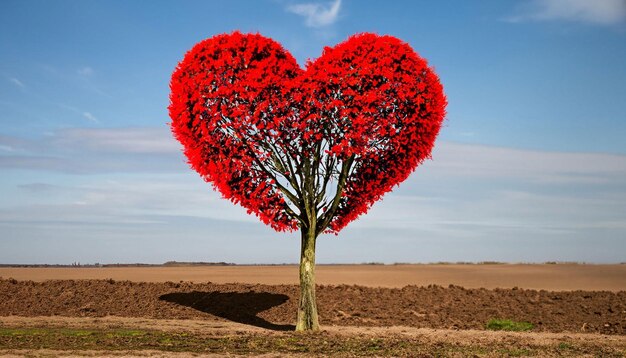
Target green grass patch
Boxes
[0,327,177,350]
[498,347,533,356]
[486,318,534,332]
[558,342,573,350]
[0,328,49,336]
[0,327,145,339]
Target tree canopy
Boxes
[169,32,446,235]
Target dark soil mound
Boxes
[0,279,623,335]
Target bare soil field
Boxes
[2,316,626,357]
[1,263,625,291]
[1,265,625,356]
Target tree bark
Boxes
[295,225,320,331]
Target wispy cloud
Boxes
[77,66,94,77]
[75,66,112,97]
[0,134,30,153]
[287,0,341,27]
[57,104,102,124]
[0,127,183,174]
[359,141,626,236]
[2,126,626,187]
[9,77,25,89]
[82,112,99,123]
[506,0,626,25]
[4,177,256,224]
[427,142,626,184]
[51,127,179,154]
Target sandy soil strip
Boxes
[2,264,625,291]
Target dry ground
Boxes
[2,263,625,291]
[1,316,625,357]
[1,264,625,356]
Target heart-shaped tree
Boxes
[169,32,446,331]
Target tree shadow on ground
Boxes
[160,291,294,331]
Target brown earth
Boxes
[2,316,626,357]
[2,264,625,291]
[2,265,625,356]
[1,278,624,336]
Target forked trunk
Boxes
[295,225,320,331]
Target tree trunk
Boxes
[295,225,320,331]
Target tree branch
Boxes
[316,154,355,234]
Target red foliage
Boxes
[169,32,446,234]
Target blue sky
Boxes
[1,0,625,264]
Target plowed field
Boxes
[1,265,625,356]
[1,279,625,335]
